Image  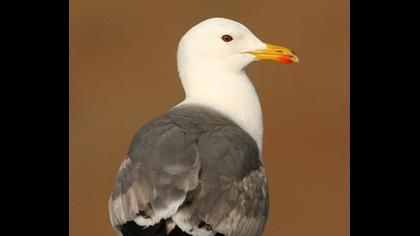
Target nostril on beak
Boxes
[291,50,296,54]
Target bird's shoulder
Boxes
[128,104,259,157]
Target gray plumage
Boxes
[109,104,269,236]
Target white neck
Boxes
[176,61,263,152]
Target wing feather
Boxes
[109,115,201,233]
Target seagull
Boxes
[109,17,299,236]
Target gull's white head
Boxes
[177,17,299,79]
[175,17,299,151]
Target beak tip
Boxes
[249,43,300,64]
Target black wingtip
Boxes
[119,219,213,236]
[120,220,166,236]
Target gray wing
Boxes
[109,105,269,236]
[171,125,269,236]
[108,115,201,234]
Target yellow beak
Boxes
[247,44,299,64]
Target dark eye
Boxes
[221,35,233,42]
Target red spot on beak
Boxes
[278,56,293,64]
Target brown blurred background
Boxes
[70,0,349,235]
